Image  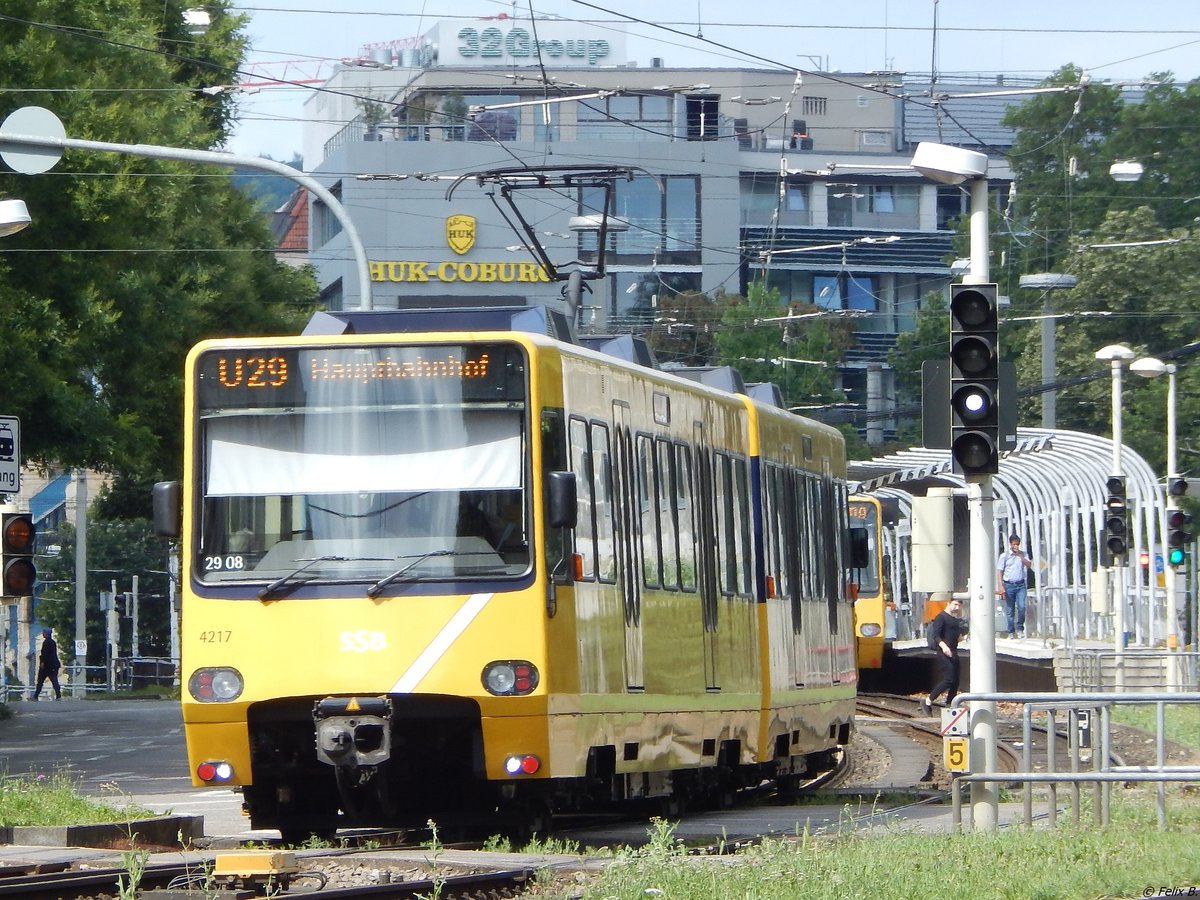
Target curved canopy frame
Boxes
[849,427,1196,649]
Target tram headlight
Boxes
[482,660,539,696]
[188,666,244,702]
[859,623,882,637]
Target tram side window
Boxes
[568,417,596,581]
[782,467,804,627]
[591,423,617,582]
[656,438,679,590]
[637,434,660,587]
[821,473,840,629]
[715,452,736,595]
[796,472,816,604]
[813,476,827,604]
[733,457,752,595]
[675,443,697,591]
[542,409,568,575]
[763,465,784,598]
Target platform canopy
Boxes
[847,427,1195,651]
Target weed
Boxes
[115,839,148,900]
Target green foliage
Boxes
[0,771,155,826]
[643,290,721,366]
[712,284,850,413]
[996,67,1200,472]
[560,794,1200,899]
[1006,208,1200,471]
[1112,700,1200,749]
[36,519,172,666]
[0,2,318,510]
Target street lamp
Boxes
[1017,272,1077,428]
[910,140,998,832]
[0,198,31,237]
[1130,356,1183,668]
[1096,343,1135,689]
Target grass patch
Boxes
[0,772,157,827]
[1112,701,1200,749]
[538,793,1200,900]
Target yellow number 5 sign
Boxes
[944,736,970,773]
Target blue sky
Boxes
[226,1,1200,160]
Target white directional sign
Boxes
[0,416,19,493]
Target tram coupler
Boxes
[313,696,393,767]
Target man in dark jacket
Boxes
[34,627,61,701]
[921,598,966,714]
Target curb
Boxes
[0,814,203,849]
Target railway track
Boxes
[856,693,1022,780]
[0,858,536,899]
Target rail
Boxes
[2,658,178,701]
[948,691,1200,830]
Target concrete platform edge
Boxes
[0,814,203,848]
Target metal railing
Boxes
[1068,649,1200,693]
[949,691,1200,831]
[1,658,178,700]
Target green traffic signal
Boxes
[1168,547,1186,567]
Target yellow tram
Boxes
[848,494,887,669]
[155,307,857,839]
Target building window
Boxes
[319,278,343,312]
[786,183,809,211]
[801,96,827,116]
[809,273,878,311]
[464,94,520,141]
[313,180,343,245]
[579,175,701,264]
[937,184,967,229]
[577,93,671,139]
[685,95,719,141]
[855,185,918,216]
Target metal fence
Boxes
[949,691,1200,831]
[2,657,178,700]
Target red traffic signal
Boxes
[1,513,36,596]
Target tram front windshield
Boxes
[194,343,530,587]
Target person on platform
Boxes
[996,534,1032,638]
[922,598,967,713]
[34,627,62,701]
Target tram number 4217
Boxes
[943,736,970,773]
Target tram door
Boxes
[693,423,720,690]
[611,402,644,690]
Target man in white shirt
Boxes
[996,534,1032,638]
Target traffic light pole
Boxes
[964,174,998,833]
[1165,367,1179,658]
[1108,354,1129,691]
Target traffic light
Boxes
[1,513,36,596]
[1167,507,1193,567]
[1104,475,1129,561]
[949,283,1000,475]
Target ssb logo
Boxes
[446,214,476,255]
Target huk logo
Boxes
[446,214,476,255]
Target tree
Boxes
[887,291,949,445]
[1007,207,1200,472]
[712,283,853,418]
[999,66,1200,473]
[643,290,722,367]
[1000,65,1124,276]
[0,2,318,515]
[36,520,173,667]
